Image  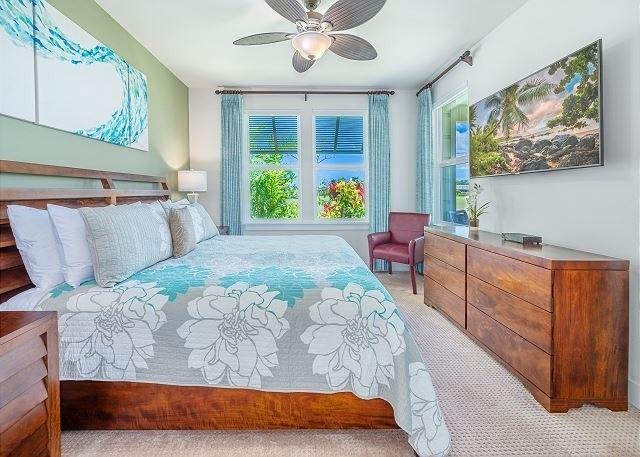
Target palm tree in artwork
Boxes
[485,79,554,139]
[469,104,477,134]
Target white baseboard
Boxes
[630,379,640,409]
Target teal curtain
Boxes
[416,88,433,214]
[368,94,391,272]
[416,89,433,275]
[220,94,244,235]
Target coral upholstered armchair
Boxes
[367,212,431,294]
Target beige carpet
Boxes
[62,272,640,457]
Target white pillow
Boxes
[146,201,172,259]
[7,205,65,289]
[47,204,94,287]
[160,198,189,216]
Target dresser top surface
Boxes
[0,311,56,341]
[425,226,629,270]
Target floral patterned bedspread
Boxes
[30,235,451,456]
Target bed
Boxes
[0,160,451,457]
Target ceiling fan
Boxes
[233,0,386,73]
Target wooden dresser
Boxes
[424,226,629,413]
[0,312,60,457]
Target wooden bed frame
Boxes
[0,160,398,431]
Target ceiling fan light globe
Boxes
[292,31,332,61]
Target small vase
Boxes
[469,219,479,230]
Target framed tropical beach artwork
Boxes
[470,40,602,177]
[0,0,149,150]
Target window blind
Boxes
[249,116,298,155]
[315,116,364,155]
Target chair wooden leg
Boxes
[369,256,374,272]
[388,262,392,275]
[410,264,417,295]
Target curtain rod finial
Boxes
[461,51,473,66]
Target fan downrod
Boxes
[304,0,321,11]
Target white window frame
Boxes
[312,110,369,224]
[243,111,302,224]
[242,109,369,229]
[432,88,470,225]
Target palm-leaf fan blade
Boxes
[329,34,377,60]
[234,32,292,46]
[322,0,386,31]
[264,0,308,23]
[292,51,315,73]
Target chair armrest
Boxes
[368,231,391,248]
[409,236,425,265]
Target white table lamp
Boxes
[178,170,207,203]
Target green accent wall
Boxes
[0,0,189,189]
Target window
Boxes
[314,115,367,220]
[434,91,470,225]
[244,111,368,226]
[247,115,300,220]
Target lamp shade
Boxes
[178,170,207,192]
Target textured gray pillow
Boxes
[79,204,172,287]
[169,207,196,258]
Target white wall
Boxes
[189,88,418,261]
[432,0,640,407]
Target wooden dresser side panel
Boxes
[45,318,61,457]
[553,270,629,402]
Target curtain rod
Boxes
[416,51,473,96]
[214,89,395,97]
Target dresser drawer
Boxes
[467,276,552,353]
[467,246,553,311]
[425,276,465,327]
[424,254,465,299]
[425,234,465,271]
[467,305,552,395]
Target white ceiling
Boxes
[96,0,527,89]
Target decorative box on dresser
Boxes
[0,312,60,457]
[423,226,629,413]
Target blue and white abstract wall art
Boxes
[0,0,37,122]
[0,0,149,151]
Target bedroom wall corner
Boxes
[0,0,190,191]
[432,0,640,408]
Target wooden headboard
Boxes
[0,160,171,302]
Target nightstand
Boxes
[219,225,230,235]
[0,311,60,457]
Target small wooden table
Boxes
[0,311,60,457]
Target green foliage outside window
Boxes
[249,152,299,219]
[317,177,365,219]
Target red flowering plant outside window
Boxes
[314,115,367,220]
[317,177,366,219]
